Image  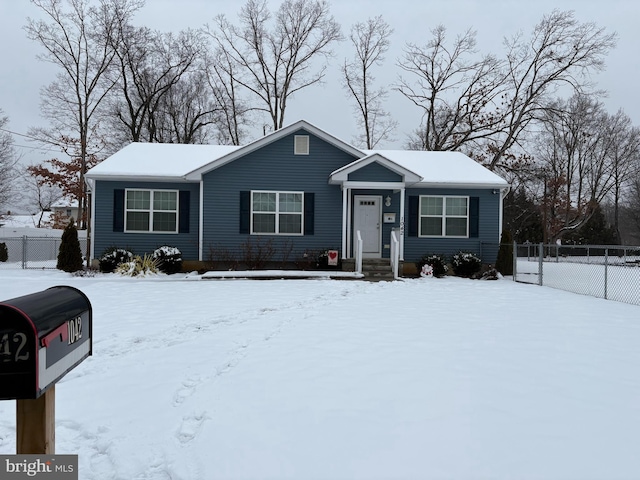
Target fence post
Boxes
[538,243,543,286]
[604,248,608,300]
[22,236,27,270]
[512,241,517,282]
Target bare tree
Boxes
[107,19,203,146]
[0,112,19,214]
[397,11,617,174]
[488,10,617,170]
[204,47,254,145]
[207,0,342,131]
[25,0,143,228]
[397,25,506,152]
[147,70,217,144]
[342,16,396,149]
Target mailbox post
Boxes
[0,286,92,454]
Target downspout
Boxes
[199,179,204,262]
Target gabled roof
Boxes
[85,143,240,181]
[183,120,364,180]
[329,153,423,184]
[367,150,509,188]
[85,120,509,189]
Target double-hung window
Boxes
[251,191,303,235]
[419,196,469,237]
[125,189,178,233]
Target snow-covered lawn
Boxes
[0,270,639,479]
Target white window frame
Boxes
[418,195,469,238]
[250,190,304,236]
[124,189,179,234]
[294,135,309,155]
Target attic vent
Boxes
[294,135,309,155]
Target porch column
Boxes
[341,186,348,259]
[399,187,405,261]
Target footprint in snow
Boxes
[177,412,207,444]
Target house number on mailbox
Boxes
[0,332,30,362]
[67,317,82,345]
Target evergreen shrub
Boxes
[416,253,448,277]
[0,242,7,262]
[451,251,482,277]
[57,221,83,272]
[99,247,134,273]
[152,246,183,274]
[495,230,514,276]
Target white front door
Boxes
[354,195,382,258]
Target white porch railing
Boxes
[390,230,400,279]
[355,230,363,275]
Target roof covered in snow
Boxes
[366,150,509,188]
[86,121,508,188]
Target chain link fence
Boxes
[0,236,88,270]
[514,243,640,306]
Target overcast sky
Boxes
[1,0,638,165]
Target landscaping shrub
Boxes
[57,221,83,272]
[152,246,183,274]
[116,254,159,277]
[451,251,482,277]
[495,229,514,276]
[416,253,448,277]
[99,247,134,273]
[0,242,7,262]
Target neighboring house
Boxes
[85,120,509,270]
[50,199,80,226]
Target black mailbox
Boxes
[0,286,92,400]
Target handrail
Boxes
[390,230,399,279]
[355,230,363,275]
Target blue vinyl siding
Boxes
[348,162,402,182]
[202,129,359,258]
[93,180,200,260]
[403,188,501,264]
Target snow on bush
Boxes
[420,264,434,278]
[417,254,448,277]
[99,248,134,273]
[452,251,482,277]
[152,246,183,274]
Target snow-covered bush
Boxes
[99,247,134,273]
[116,254,159,277]
[152,246,183,274]
[451,251,482,277]
[0,242,7,262]
[417,254,448,277]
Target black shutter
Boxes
[113,189,125,232]
[304,192,315,235]
[239,191,250,234]
[408,196,419,237]
[469,197,479,238]
[179,191,190,233]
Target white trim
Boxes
[90,185,96,261]
[38,341,91,391]
[341,187,348,259]
[250,190,304,236]
[419,195,470,238]
[342,181,406,190]
[87,175,194,183]
[199,180,204,261]
[329,153,422,184]
[353,195,382,258]
[124,188,179,234]
[346,189,352,258]
[399,187,405,261]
